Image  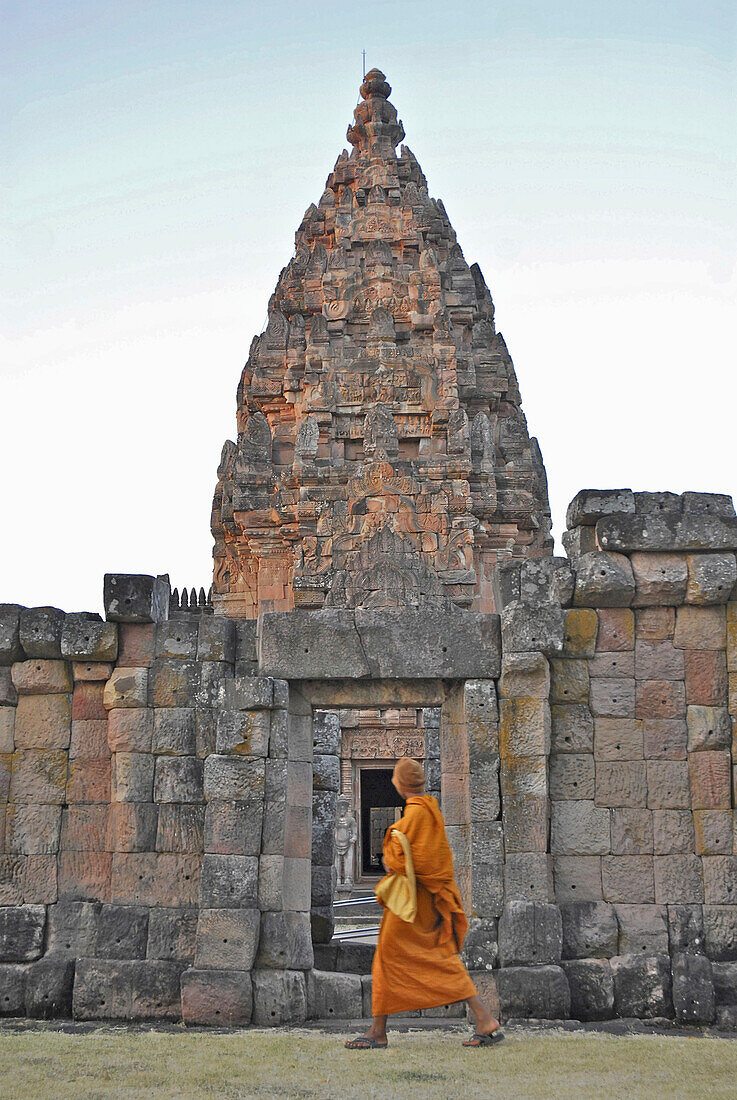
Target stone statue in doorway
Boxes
[334,794,358,895]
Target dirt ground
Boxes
[0,1022,735,1099]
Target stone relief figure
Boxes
[334,795,358,895]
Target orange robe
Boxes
[371,794,477,1015]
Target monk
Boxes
[345,758,502,1049]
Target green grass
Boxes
[0,1025,735,1099]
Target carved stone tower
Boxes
[211,69,552,618]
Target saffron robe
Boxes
[371,794,477,1015]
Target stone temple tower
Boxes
[211,69,552,618]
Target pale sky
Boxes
[3,1,736,614]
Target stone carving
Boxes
[334,795,358,894]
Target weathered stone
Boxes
[574,552,635,608]
[96,904,148,960]
[610,809,653,855]
[0,667,17,707]
[311,711,340,755]
[73,958,184,1020]
[61,615,118,662]
[106,802,157,853]
[601,856,654,903]
[562,525,598,561]
[224,676,273,711]
[307,970,363,1020]
[673,606,727,650]
[0,605,24,665]
[197,616,237,663]
[12,660,72,695]
[703,906,737,961]
[551,801,610,855]
[111,752,154,802]
[689,751,731,809]
[595,762,647,808]
[711,961,737,1004]
[686,705,731,751]
[598,512,737,554]
[703,857,737,904]
[500,652,549,700]
[0,707,13,753]
[151,708,196,756]
[500,602,564,657]
[549,754,594,800]
[5,804,62,854]
[495,964,570,1020]
[110,853,199,907]
[251,969,306,1026]
[615,904,668,955]
[654,855,704,904]
[19,607,66,659]
[56,851,110,902]
[107,708,153,753]
[553,857,603,902]
[634,640,684,681]
[652,810,694,855]
[594,718,644,761]
[685,650,728,707]
[46,900,100,957]
[310,907,334,945]
[561,902,618,959]
[686,554,737,605]
[642,718,687,760]
[498,901,562,967]
[0,964,27,1015]
[194,908,260,970]
[200,855,258,908]
[147,659,200,709]
[551,704,594,754]
[311,790,337,865]
[672,952,714,1023]
[154,620,199,661]
[147,908,198,961]
[103,667,148,709]
[693,810,732,855]
[14,693,71,750]
[588,651,635,678]
[461,918,499,971]
[566,490,635,529]
[181,968,252,1026]
[596,608,635,652]
[562,959,614,1021]
[636,680,686,720]
[155,804,204,852]
[69,717,109,760]
[590,678,635,719]
[9,749,67,804]
[25,958,75,1019]
[562,609,598,659]
[549,659,589,705]
[103,574,170,623]
[499,697,550,757]
[636,607,676,641]
[610,953,673,1018]
[646,761,690,809]
[682,492,736,518]
[204,800,263,857]
[0,906,45,962]
[153,756,204,804]
[203,755,265,803]
[667,904,704,955]
[631,553,688,607]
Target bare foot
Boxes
[344,1033,388,1049]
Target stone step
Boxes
[314,941,376,975]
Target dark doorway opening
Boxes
[360,768,404,875]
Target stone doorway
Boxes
[358,766,403,877]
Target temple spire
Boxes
[347,68,405,157]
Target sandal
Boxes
[345,1036,389,1049]
[462,1030,505,1047]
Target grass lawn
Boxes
[0,1024,735,1099]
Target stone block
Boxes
[630,553,689,608]
[590,678,635,719]
[553,858,603,902]
[12,659,72,695]
[306,970,362,1020]
[181,968,252,1026]
[499,697,550,757]
[551,801,610,855]
[103,574,170,623]
[549,754,594,800]
[687,705,731,752]
[107,708,153,753]
[562,609,598,659]
[117,623,156,667]
[687,651,729,710]
[595,762,647,808]
[703,857,737,904]
[14,693,71,750]
[500,653,549,701]
[106,802,157,852]
[73,958,184,1020]
[112,752,154,802]
[45,900,100,957]
[312,753,339,793]
[500,602,564,657]
[598,510,737,553]
[0,668,16,707]
[147,659,201,709]
[0,707,13,753]
[225,676,273,711]
[25,958,75,1019]
[0,905,45,962]
[147,908,198,961]
[310,864,335,908]
[563,958,614,1021]
[636,608,676,641]
[194,908,260,970]
[549,659,589,705]
[9,749,67,804]
[103,667,148,709]
[23,854,58,903]
[197,616,236,663]
[646,761,690,809]
[682,492,736,517]
[155,803,205,852]
[634,640,684,681]
[610,809,653,855]
[503,853,553,903]
[562,525,598,561]
[335,942,375,976]
[73,661,113,683]
[596,609,635,652]
[461,918,499,971]
[712,961,737,1004]
[636,680,686,720]
[216,709,270,757]
[689,752,731,809]
[311,710,340,755]
[311,790,336,864]
[674,606,727,651]
[61,616,118,662]
[495,964,570,1020]
[155,620,199,660]
[153,756,204,804]
[196,710,216,758]
[0,964,27,1015]
[0,604,24,665]
[200,854,258,908]
[615,904,668,955]
[643,718,687,760]
[258,854,284,911]
[204,800,263,856]
[594,718,644,761]
[566,490,635,529]
[72,681,107,722]
[652,809,694,855]
[469,757,501,821]
[70,718,109,760]
[560,901,618,959]
[57,852,111,902]
[694,810,732,855]
[551,705,593,754]
[667,904,704,955]
[704,906,737,960]
[672,952,714,1023]
[610,953,673,1018]
[110,852,199,907]
[498,901,562,966]
[686,554,737,606]
[251,969,306,1026]
[588,651,635,678]
[501,790,548,855]
[601,857,654,903]
[152,708,196,756]
[96,904,149,960]
[310,907,334,945]
[5,804,62,854]
[654,855,704,904]
[472,852,505,915]
[203,755,265,802]
[19,606,66,659]
[574,552,635,609]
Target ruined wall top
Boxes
[211,70,552,619]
